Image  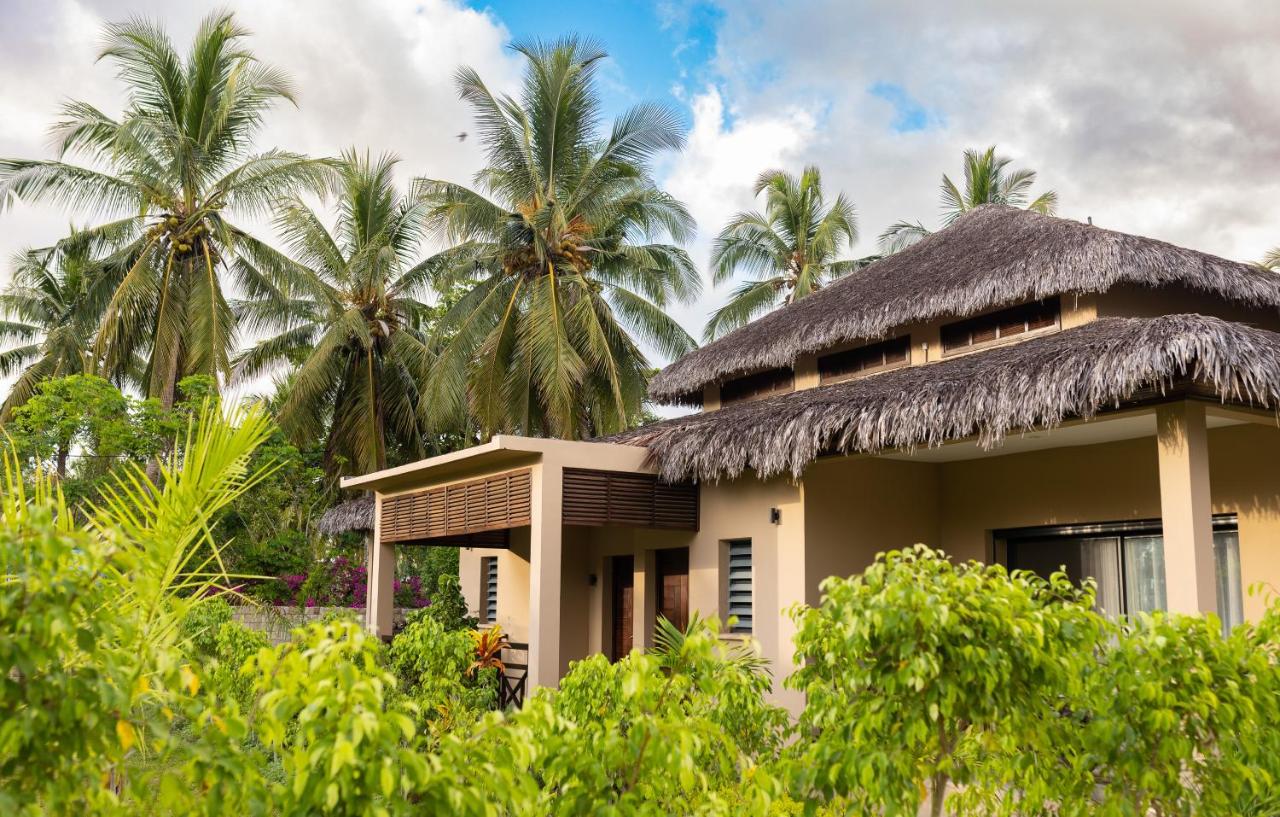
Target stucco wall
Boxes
[803,456,941,601]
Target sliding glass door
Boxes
[1002,516,1242,634]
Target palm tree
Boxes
[0,227,142,421]
[705,166,860,340]
[1258,248,1280,272]
[0,12,332,408]
[417,37,700,439]
[232,151,439,477]
[879,145,1058,254]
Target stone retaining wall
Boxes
[230,606,412,644]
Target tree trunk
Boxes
[929,771,949,817]
[145,343,182,486]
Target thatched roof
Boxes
[317,496,374,536]
[649,205,1280,404]
[614,315,1280,482]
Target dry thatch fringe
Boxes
[614,315,1280,482]
[649,205,1280,403]
[317,495,375,536]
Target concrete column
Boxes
[634,547,656,650]
[1157,401,1218,614]
[366,494,396,637]
[774,485,807,716]
[527,461,564,688]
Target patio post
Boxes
[1156,400,1218,615]
[527,461,564,689]
[366,494,396,637]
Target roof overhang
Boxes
[339,435,653,494]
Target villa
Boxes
[342,204,1280,709]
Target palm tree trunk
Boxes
[146,341,182,486]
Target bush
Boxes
[421,573,475,632]
[387,613,495,738]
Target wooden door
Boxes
[610,556,634,661]
[656,548,689,632]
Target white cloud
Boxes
[697,0,1280,265]
[0,0,521,277]
[662,87,817,333]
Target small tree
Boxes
[787,545,1103,817]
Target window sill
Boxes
[941,324,1060,358]
[819,359,911,386]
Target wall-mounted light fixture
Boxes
[588,573,598,587]
[769,507,781,525]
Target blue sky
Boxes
[463,0,722,123]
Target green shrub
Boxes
[179,596,236,659]
[422,573,475,632]
[247,620,429,816]
[388,612,494,737]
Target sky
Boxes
[2,0,1279,390]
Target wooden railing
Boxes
[498,642,528,710]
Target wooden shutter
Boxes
[720,367,794,405]
[562,468,698,531]
[941,297,1061,352]
[727,539,752,633]
[818,336,911,384]
[381,469,531,544]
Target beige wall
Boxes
[803,456,941,600]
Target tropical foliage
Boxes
[9,467,1280,817]
[705,166,861,340]
[0,11,331,407]
[233,150,440,476]
[879,145,1058,253]
[417,37,700,438]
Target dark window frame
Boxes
[941,297,1061,354]
[996,514,1239,619]
[725,539,753,634]
[720,367,794,406]
[481,556,499,624]
[818,336,911,385]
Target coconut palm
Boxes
[417,37,700,439]
[1259,248,1280,271]
[0,226,147,421]
[879,145,1058,254]
[232,151,439,477]
[0,11,332,408]
[705,166,860,340]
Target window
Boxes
[941,297,1060,353]
[481,556,499,624]
[720,367,794,406]
[818,336,911,384]
[1001,516,1243,633]
[726,539,753,634]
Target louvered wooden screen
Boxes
[562,468,698,531]
[380,469,532,544]
[726,539,753,633]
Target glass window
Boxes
[726,539,752,634]
[1122,535,1167,614]
[1214,530,1244,635]
[1003,517,1242,627]
[482,556,499,624]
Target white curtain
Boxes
[1214,530,1244,635]
[1123,535,1168,614]
[1079,537,1122,618]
